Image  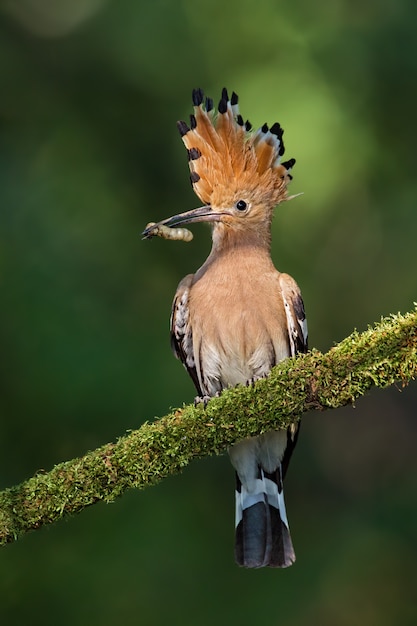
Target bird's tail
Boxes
[234,466,295,568]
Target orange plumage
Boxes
[177,87,295,211]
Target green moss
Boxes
[0,308,416,545]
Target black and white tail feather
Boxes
[230,427,301,568]
[234,466,294,568]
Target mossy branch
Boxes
[0,308,416,546]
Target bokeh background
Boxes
[1,0,416,624]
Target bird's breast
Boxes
[188,253,290,392]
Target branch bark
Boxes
[1,308,416,546]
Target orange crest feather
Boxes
[177,88,296,209]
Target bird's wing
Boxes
[278,273,308,478]
[279,273,308,357]
[170,274,203,396]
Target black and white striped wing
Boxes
[170,274,202,396]
[278,273,308,478]
[279,273,308,357]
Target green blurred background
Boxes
[1,0,416,624]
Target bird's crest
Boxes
[177,87,296,209]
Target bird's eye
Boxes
[235,200,247,211]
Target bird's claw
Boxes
[194,391,221,407]
[245,373,268,386]
[194,394,212,407]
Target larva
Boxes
[144,222,193,242]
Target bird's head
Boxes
[143,88,297,247]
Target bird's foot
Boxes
[194,391,221,407]
[194,394,211,407]
[245,373,269,387]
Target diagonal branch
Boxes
[0,308,416,546]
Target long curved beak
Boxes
[142,205,224,239]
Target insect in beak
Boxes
[142,205,226,240]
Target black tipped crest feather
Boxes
[177,120,190,136]
[189,114,197,130]
[270,122,283,138]
[218,98,228,114]
[188,147,202,161]
[177,87,297,206]
[282,158,296,170]
[192,88,204,106]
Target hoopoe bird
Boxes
[143,88,308,568]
